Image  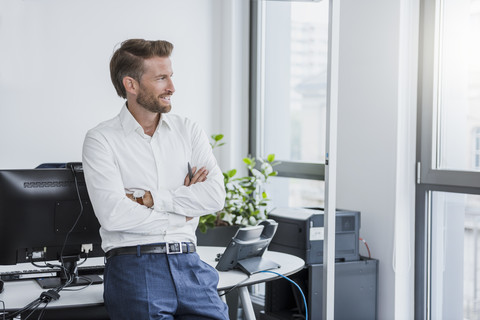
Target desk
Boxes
[0,247,304,320]
[200,247,305,320]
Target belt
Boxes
[105,242,196,260]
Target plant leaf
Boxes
[243,157,252,165]
[227,169,237,178]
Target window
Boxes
[266,177,325,208]
[250,0,329,208]
[417,0,480,318]
[430,192,480,319]
[433,0,480,172]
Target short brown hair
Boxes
[110,39,174,98]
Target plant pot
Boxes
[195,225,239,247]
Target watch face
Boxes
[133,190,146,198]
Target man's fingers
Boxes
[184,166,197,186]
[199,168,209,182]
[191,167,207,184]
[184,166,209,186]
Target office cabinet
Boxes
[261,258,378,320]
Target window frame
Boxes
[249,0,326,181]
[416,0,480,318]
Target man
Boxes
[82,39,229,319]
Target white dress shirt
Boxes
[82,104,225,252]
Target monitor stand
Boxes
[237,256,280,275]
[36,255,103,289]
[36,274,103,289]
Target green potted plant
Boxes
[196,134,279,245]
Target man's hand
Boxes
[126,191,154,208]
[184,165,208,222]
[126,190,191,221]
[184,166,208,186]
[142,191,153,207]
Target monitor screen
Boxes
[0,166,103,267]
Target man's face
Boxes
[136,56,175,114]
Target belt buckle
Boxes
[166,242,182,254]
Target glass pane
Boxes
[262,0,329,163]
[436,0,480,171]
[265,176,324,210]
[430,191,480,319]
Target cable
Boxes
[59,166,84,276]
[3,297,43,320]
[55,166,83,291]
[218,276,251,297]
[22,304,42,320]
[35,303,49,320]
[260,270,308,320]
[76,254,88,267]
[62,276,94,291]
[31,260,59,269]
[359,237,371,259]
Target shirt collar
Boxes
[119,103,140,136]
[119,103,173,137]
[158,113,173,132]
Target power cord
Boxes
[0,263,73,320]
[24,290,60,320]
[260,270,308,320]
[58,165,85,278]
[1,287,59,320]
[359,237,371,258]
[62,276,94,292]
[218,276,251,297]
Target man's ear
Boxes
[123,76,138,95]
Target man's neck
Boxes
[126,101,160,137]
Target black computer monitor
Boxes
[215,219,280,275]
[0,165,103,287]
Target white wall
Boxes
[0,0,229,169]
[336,0,418,319]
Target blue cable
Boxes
[260,270,308,320]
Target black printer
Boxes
[268,207,360,265]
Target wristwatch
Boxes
[133,190,145,205]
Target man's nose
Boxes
[167,79,175,94]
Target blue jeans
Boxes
[103,251,229,319]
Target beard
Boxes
[136,87,172,114]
